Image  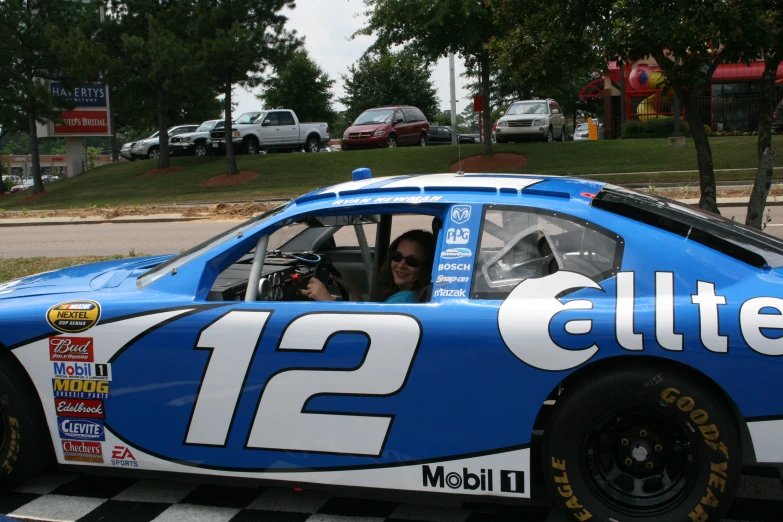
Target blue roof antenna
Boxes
[352,168,372,181]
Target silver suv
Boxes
[130,124,199,160]
[493,99,566,143]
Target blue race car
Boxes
[1,169,782,522]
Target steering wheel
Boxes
[313,260,350,301]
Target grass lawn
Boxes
[1,136,781,210]
[0,255,139,283]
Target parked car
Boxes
[773,98,783,130]
[207,110,329,155]
[1,170,781,522]
[2,175,22,187]
[130,124,199,160]
[9,179,34,192]
[170,120,225,157]
[573,122,604,141]
[428,125,481,145]
[342,106,429,149]
[494,99,566,143]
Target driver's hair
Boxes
[376,230,435,300]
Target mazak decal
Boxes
[422,465,525,494]
[52,378,109,399]
[55,398,105,418]
[62,440,103,463]
[445,227,470,245]
[53,362,111,381]
[438,263,472,272]
[111,446,139,467]
[58,418,105,441]
[441,248,472,260]
[47,301,101,334]
[49,337,94,362]
[433,288,467,298]
[451,205,472,224]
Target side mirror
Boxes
[395,117,404,124]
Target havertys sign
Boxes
[50,82,106,108]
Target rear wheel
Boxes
[305,135,320,153]
[419,133,427,146]
[543,366,740,522]
[560,126,567,142]
[0,355,53,486]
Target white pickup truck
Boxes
[207,109,330,154]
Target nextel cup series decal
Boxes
[46,301,101,334]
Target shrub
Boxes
[620,117,674,139]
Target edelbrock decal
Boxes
[55,398,105,418]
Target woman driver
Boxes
[305,230,435,303]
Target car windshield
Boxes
[507,102,548,115]
[235,112,264,124]
[195,121,218,132]
[576,124,588,131]
[353,109,394,125]
[148,131,159,139]
[137,203,288,289]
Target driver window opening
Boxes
[206,212,441,303]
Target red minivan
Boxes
[342,105,430,150]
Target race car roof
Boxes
[293,172,607,206]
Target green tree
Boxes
[338,49,439,123]
[746,2,783,229]
[107,0,206,168]
[356,0,499,156]
[0,0,104,193]
[258,49,336,124]
[192,0,298,175]
[490,0,767,213]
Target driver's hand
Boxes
[329,269,362,302]
[305,278,335,301]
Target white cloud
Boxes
[232,0,473,120]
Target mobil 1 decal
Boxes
[435,204,480,298]
[103,305,532,473]
[498,270,783,371]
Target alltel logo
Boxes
[49,337,94,362]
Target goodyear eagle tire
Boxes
[542,367,740,522]
[0,352,53,486]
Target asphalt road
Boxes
[2,205,783,258]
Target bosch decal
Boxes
[53,363,111,381]
[438,263,472,271]
[450,205,472,224]
[111,446,139,467]
[58,418,105,441]
[441,248,472,260]
[445,227,471,245]
[55,399,105,418]
[49,337,94,362]
[62,440,103,463]
[52,379,109,399]
[46,301,101,333]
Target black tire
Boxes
[544,127,553,142]
[193,142,208,157]
[0,353,53,486]
[419,133,427,146]
[543,366,740,522]
[387,135,397,148]
[147,147,159,160]
[560,126,567,142]
[241,137,259,155]
[305,135,320,153]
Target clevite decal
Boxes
[46,301,101,334]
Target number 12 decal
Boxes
[185,311,421,457]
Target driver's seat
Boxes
[417,284,433,303]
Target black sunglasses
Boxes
[390,250,425,267]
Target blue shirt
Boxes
[384,290,417,304]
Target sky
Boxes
[232,0,473,120]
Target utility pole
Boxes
[449,53,457,145]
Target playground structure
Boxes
[628,65,674,121]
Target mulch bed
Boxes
[135,166,187,179]
[450,153,528,173]
[200,171,259,187]
[13,191,49,206]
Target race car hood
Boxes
[0,255,174,300]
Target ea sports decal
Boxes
[47,301,101,334]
